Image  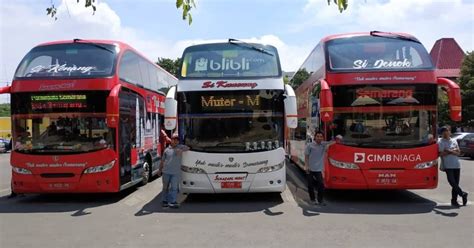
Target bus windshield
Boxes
[14,43,117,79]
[331,84,437,148]
[326,36,434,71]
[178,90,284,153]
[180,43,281,79]
[11,91,113,154]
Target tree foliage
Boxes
[46,0,347,24]
[459,51,474,127]
[157,57,182,78]
[0,103,10,117]
[328,0,348,13]
[290,69,310,89]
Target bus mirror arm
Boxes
[0,86,11,95]
[437,78,462,122]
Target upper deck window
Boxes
[14,43,117,79]
[327,36,434,71]
[180,43,281,79]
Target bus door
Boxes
[118,91,137,185]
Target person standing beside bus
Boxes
[158,134,189,208]
[305,131,334,206]
[439,126,468,207]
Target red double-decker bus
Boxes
[288,32,461,189]
[0,39,177,193]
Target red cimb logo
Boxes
[354,153,365,163]
[356,89,413,99]
[201,81,258,89]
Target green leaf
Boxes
[176,0,183,8]
[188,13,193,25]
[182,5,190,20]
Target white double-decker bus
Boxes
[165,40,297,193]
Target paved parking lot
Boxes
[0,153,473,248]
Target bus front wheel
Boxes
[141,161,150,186]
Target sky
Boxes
[0,0,473,102]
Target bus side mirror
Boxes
[437,78,462,121]
[106,84,121,128]
[320,80,334,123]
[164,86,177,130]
[284,84,298,129]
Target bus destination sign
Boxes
[31,94,88,110]
[201,95,260,109]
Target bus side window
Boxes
[119,51,142,87]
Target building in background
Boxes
[430,38,466,80]
[0,117,11,138]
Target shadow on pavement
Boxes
[135,192,284,216]
[0,187,137,217]
[286,160,438,216]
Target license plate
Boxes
[221,182,242,189]
[49,183,70,189]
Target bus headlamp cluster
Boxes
[12,166,32,175]
[83,160,115,174]
[414,159,438,169]
[329,158,359,169]
[181,165,206,174]
[245,140,280,151]
[257,161,285,173]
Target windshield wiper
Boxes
[369,31,420,43]
[228,38,274,56]
[73,39,115,53]
[216,141,246,147]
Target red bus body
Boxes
[2,40,177,193]
[288,32,461,190]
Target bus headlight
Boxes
[181,165,206,174]
[83,160,115,174]
[415,159,438,169]
[12,166,32,175]
[257,162,285,173]
[329,158,359,169]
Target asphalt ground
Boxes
[0,153,473,248]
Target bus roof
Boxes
[321,32,419,43]
[183,41,278,50]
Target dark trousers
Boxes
[307,171,324,202]
[445,169,465,201]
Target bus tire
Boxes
[140,161,150,186]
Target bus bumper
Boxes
[324,166,438,190]
[180,167,286,193]
[11,171,119,193]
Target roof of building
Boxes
[430,38,465,78]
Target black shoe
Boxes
[7,192,17,199]
[451,199,461,208]
[162,201,169,208]
[318,201,327,206]
[462,193,468,206]
[169,202,180,209]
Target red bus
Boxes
[288,32,461,189]
[0,39,177,193]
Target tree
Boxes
[290,69,310,89]
[458,51,474,127]
[328,0,348,13]
[46,0,348,25]
[0,103,10,117]
[157,57,182,78]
